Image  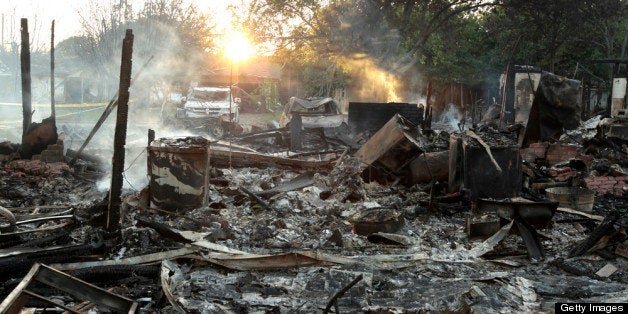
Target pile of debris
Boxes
[0,73,626,312]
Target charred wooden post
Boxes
[147,129,155,208]
[20,18,31,138]
[289,113,302,151]
[50,20,55,119]
[107,29,134,231]
[422,81,431,130]
[499,63,516,128]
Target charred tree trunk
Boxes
[20,18,31,138]
[107,30,134,232]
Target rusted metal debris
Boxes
[148,136,336,210]
[448,131,521,199]
[350,208,404,236]
[476,198,557,229]
[466,214,501,238]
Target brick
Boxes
[546,144,578,165]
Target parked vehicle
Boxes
[163,86,239,138]
[279,97,344,129]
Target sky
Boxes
[0,0,240,50]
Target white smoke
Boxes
[436,103,465,131]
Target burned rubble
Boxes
[0,19,626,313]
[1,100,626,312]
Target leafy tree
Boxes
[62,0,216,101]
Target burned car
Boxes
[280,97,344,129]
[165,86,239,138]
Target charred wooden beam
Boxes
[107,29,134,232]
[550,258,603,281]
[136,217,190,244]
[568,212,619,257]
[239,186,274,211]
[0,242,102,279]
[323,274,363,314]
[67,265,159,284]
[513,217,544,261]
[0,263,138,313]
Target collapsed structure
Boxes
[0,22,626,313]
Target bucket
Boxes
[545,187,595,212]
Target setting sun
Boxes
[223,30,254,62]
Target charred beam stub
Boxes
[107,29,134,232]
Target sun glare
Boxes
[223,31,254,62]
